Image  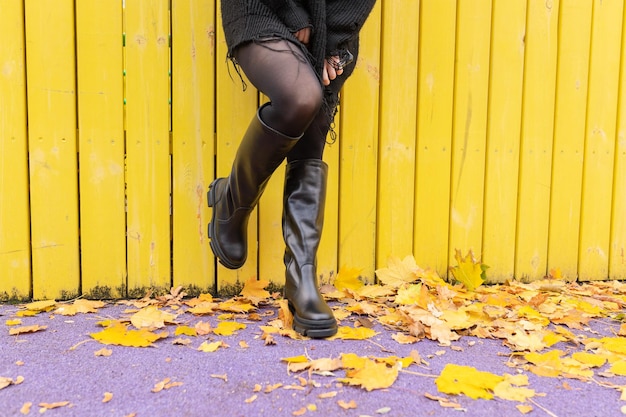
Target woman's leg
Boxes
[281,39,361,338]
[234,40,323,136]
[208,40,323,269]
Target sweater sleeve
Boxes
[261,0,311,32]
[325,0,376,54]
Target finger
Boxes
[322,65,330,86]
[326,62,337,81]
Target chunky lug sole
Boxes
[288,302,338,339]
[207,178,246,270]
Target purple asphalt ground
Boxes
[1,302,624,417]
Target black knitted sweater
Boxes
[220,0,377,78]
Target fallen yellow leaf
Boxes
[340,359,399,391]
[448,249,485,291]
[331,326,377,340]
[213,321,246,336]
[90,322,166,347]
[240,276,271,302]
[435,364,503,400]
[130,306,176,329]
[9,325,47,336]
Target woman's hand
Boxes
[294,27,311,45]
[322,56,344,86]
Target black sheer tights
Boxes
[234,39,340,161]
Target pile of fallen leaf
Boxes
[4,251,626,415]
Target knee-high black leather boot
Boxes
[208,103,301,269]
[283,159,338,338]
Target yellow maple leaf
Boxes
[571,352,607,368]
[187,301,217,315]
[341,353,368,370]
[375,255,420,288]
[340,359,399,391]
[609,361,626,376]
[334,266,364,291]
[22,300,57,312]
[198,341,228,352]
[90,321,166,347]
[493,374,535,402]
[330,326,377,340]
[435,364,504,400]
[9,325,48,336]
[448,250,485,291]
[130,306,177,329]
[213,321,246,336]
[174,326,197,337]
[217,300,255,313]
[55,299,105,316]
[524,350,564,378]
[395,283,431,308]
[240,277,271,302]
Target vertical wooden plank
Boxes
[515,0,559,281]
[125,0,171,295]
[257,94,285,288]
[482,0,526,283]
[448,0,492,265]
[171,0,216,293]
[0,0,31,301]
[578,0,623,281]
[318,122,340,284]
[413,0,456,276]
[76,0,126,298]
[338,2,381,282]
[215,1,259,294]
[376,0,419,266]
[547,0,592,280]
[611,5,626,281]
[25,0,79,300]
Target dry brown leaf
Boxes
[337,400,357,410]
[245,394,258,403]
[94,348,113,357]
[102,392,113,403]
[318,391,337,399]
[9,325,48,336]
[210,374,228,382]
[424,393,464,410]
[39,402,70,410]
[20,402,32,415]
[292,407,307,416]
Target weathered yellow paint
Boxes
[76,0,126,298]
[376,0,419,267]
[0,0,31,300]
[547,0,592,280]
[578,0,623,281]
[611,5,626,281]
[414,0,456,276]
[515,0,559,281]
[214,0,259,292]
[448,0,492,266]
[482,0,526,282]
[257,94,286,287]
[171,0,216,293]
[25,0,80,300]
[338,1,381,283]
[318,118,340,285]
[124,0,171,294]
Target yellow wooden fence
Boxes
[1,0,626,301]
